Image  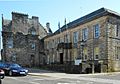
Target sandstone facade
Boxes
[2,12,47,67]
[44,8,120,72]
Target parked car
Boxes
[0,69,5,84]
[0,62,5,78]
[0,63,28,76]
[4,63,28,76]
[0,69,5,79]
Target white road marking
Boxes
[78,77,120,84]
[30,82,40,84]
[6,76,41,84]
[57,83,76,84]
[76,80,80,82]
[57,83,70,84]
[34,79,44,81]
[86,82,94,84]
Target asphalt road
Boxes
[3,67,120,84]
[1,75,115,84]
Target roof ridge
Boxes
[12,12,28,16]
[54,7,120,35]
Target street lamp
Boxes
[92,49,95,74]
[80,40,85,61]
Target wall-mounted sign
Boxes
[75,59,82,65]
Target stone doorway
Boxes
[30,55,35,67]
[60,53,63,64]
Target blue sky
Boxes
[0,0,120,49]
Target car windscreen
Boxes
[9,64,21,68]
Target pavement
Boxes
[27,68,120,78]
[27,68,120,84]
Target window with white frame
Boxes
[93,24,100,38]
[82,28,88,41]
[73,31,79,48]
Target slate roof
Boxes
[54,7,120,34]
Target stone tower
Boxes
[2,12,47,67]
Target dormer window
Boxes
[28,27,36,35]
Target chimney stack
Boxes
[46,22,50,29]
[46,22,52,34]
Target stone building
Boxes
[2,12,48,67]
[44,8,120,73]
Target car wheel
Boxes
[9,71,12,76]
[0,79,1,84]
[1,76,4,79]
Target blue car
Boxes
[1,63,28,76]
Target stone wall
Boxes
[107,16,120,71]
[2,12,47,67]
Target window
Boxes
[94,47,99,60]
[65,34,69,43]
[83,47,88,61]
[115,24,119,37]
[31,31,36,35]
[95,55,99,59]
[55,39,57,47]
[85,55,88,60]
[116,47,120,60]
[31,43,35,50]
[28,27,36,35]
[93,24,100,38]
[7,37,13,48]
[52,40,54,48]
[73,31,79,48]
[60,37,64,43]
[12,55,16,62]
[57,37,60,43]
[82,28,88,41]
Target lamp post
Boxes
[80,40,85,62]
[92,27,95,74]
[92,51,95,74]
[79,40,85,73]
